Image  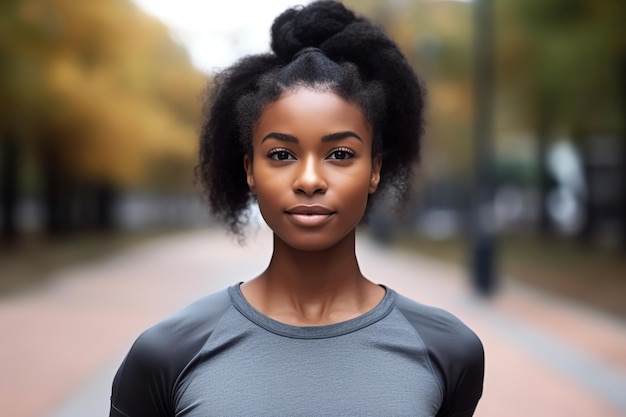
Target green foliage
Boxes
[345,0,624,176]
[0,0,206,188]
[344,0,475,178]
[497,0,624,135]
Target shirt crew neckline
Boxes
[228,283,396,339]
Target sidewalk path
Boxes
[1,227,624,417]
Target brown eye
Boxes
[327,148,355,160]
[268,149,294,161]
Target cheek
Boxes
[335,171,374,205]
[344,164,375,190]
[251,164,285,207]
[253,163,281,188]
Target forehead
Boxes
[253,88,372,140]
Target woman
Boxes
[109,2,484,416]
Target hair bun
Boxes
[270,1,358,60]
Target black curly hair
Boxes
[197,0,425,237]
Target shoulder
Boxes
[135,287,233,357]
[110,287,233,417]
[395,293,483,356]
[394,292,484,417]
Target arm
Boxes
[108,289,234,417]
[435,338,484,417]
[109,329,175,417]
[395,295,485,417]
[433,321,484,417]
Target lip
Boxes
[285,205,336,227]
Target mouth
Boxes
[286,205,334,215]
[285,205,336,227]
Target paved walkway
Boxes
[1,227,625,417]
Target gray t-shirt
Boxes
[110,284,483,417]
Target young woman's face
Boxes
[245,88,381,252]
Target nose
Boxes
[293,155,327,196]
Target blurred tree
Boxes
[345,0,626,248]
[345,0,475,184]
[496,0,625,244]
[0,0,205,241]
[0,0,34,242]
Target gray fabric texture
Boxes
[110,284,483,417]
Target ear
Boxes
[243,154,256,194]
[369,153,382,194]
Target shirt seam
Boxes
[110,403,131,417]
[229,284,396,339]
[171,303,236,411]
[394,306,446,402]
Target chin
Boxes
[274,230,355,253]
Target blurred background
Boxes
[0,0,625,416]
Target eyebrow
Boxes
[261,131,363,143]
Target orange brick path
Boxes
[1,228,624,417]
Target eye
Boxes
[268,148,295,161]
[327,147,355,160]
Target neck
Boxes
[267,230,361,293]
[241,230,384,326]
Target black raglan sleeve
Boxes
[396,295,485,417]
[431,324,484,417]
[109,326,177,417]
[109,289,233,417]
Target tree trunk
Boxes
[574,131,602,245]
[0,133,20,244]
[618,50,626,247]
[42,151,71,236]
[536,97,554,235]
[94,182,117,231]
[621,143,626,249]
[577,141,595,244]
[621,139,626,250]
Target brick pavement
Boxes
[1,227,624,417]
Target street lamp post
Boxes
[470,0,497,295]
